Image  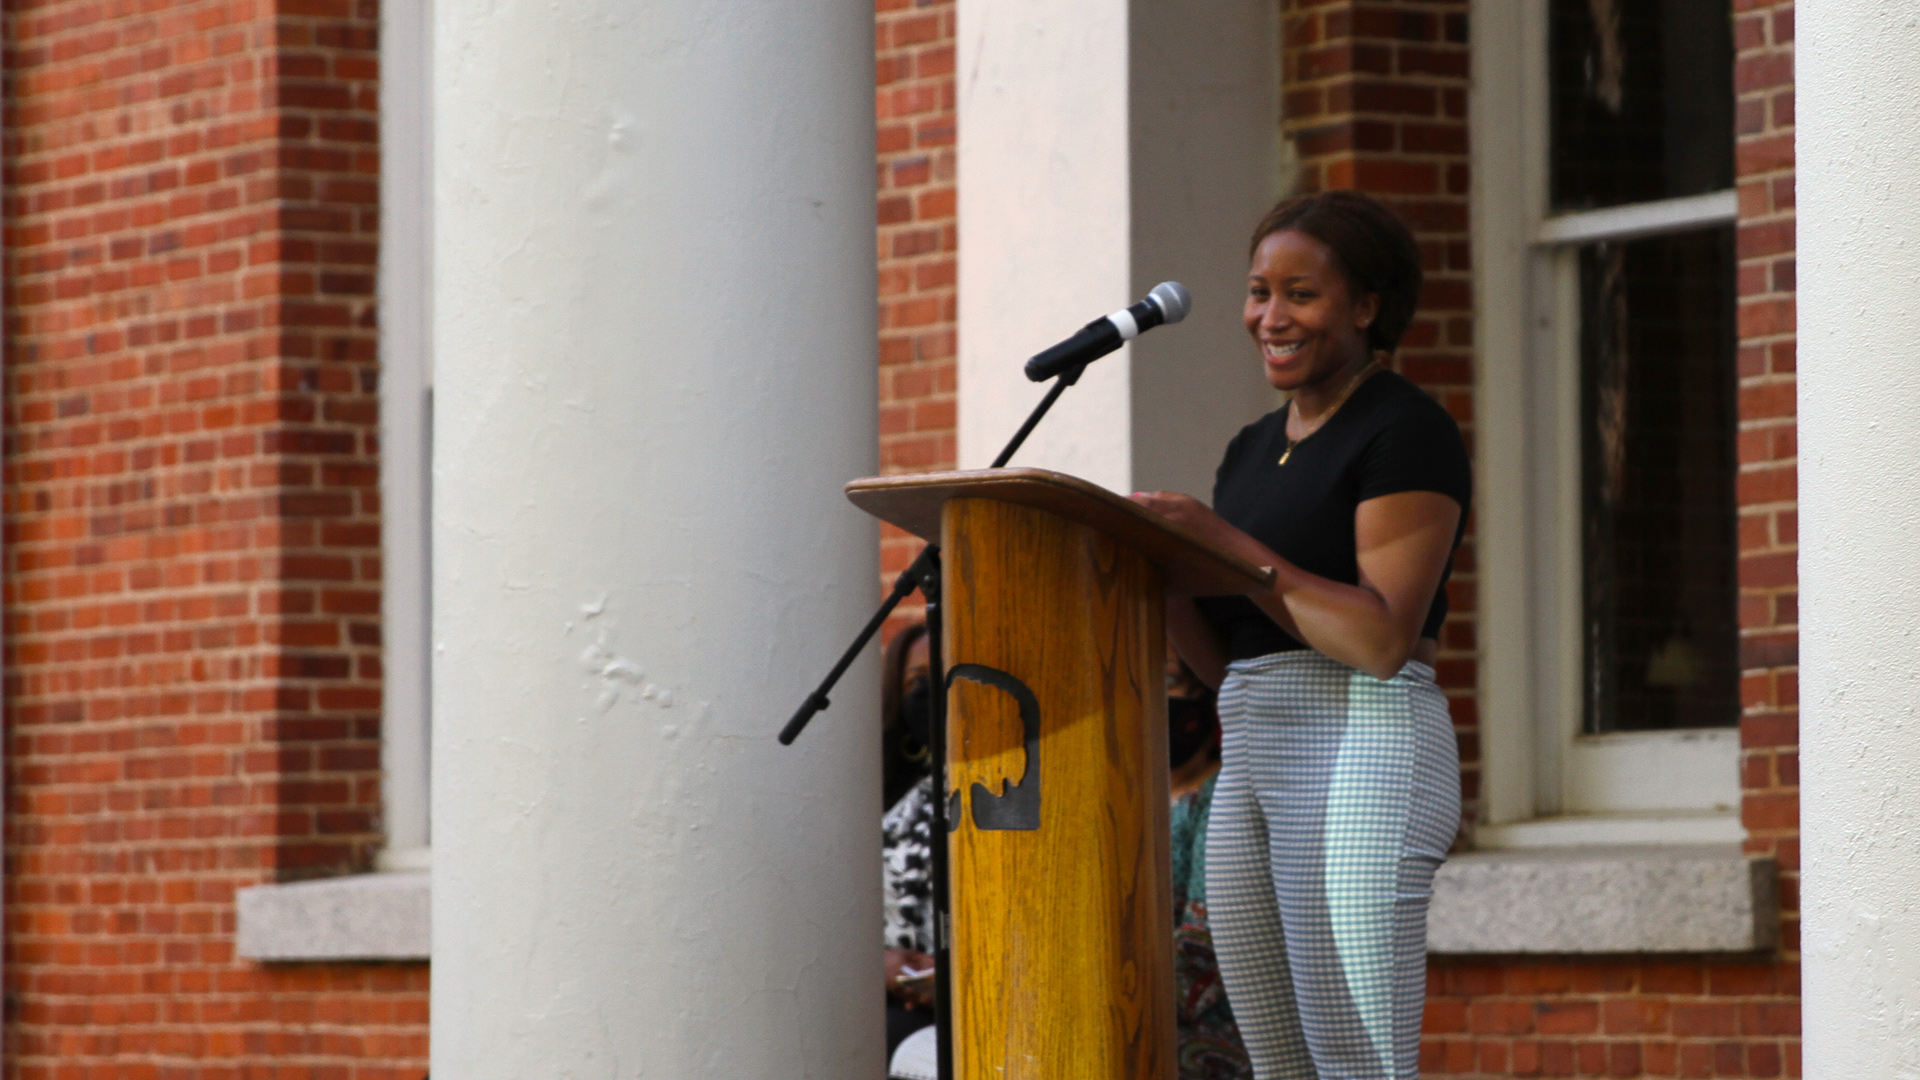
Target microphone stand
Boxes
[779,361,1088,1080]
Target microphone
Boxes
[1023,281,1192,382]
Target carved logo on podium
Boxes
[945,664,1041,831]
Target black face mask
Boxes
[1168,692,1217,768]
[893,676,933,769]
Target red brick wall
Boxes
[1422,958,1799,1078]
[3,0,427,1074]
[874,0,956,634]
[1731,0,1798,962]
[1280,0,1481,813]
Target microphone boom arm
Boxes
[775,359,1087,746]
[783,280,1187,742]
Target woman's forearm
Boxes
[1166,598,1230,689]
[1249,560,1419,680]
[1132,489,1456,681]
[1195,525,1422,679]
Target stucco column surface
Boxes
[1797,3,1920,1075]
[431,1,881,1075]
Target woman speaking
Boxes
[1132,190,1467,1079]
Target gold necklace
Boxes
[1278,359,1382,466]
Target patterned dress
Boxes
[883,776,935,953]
[1171,775,1254,1080]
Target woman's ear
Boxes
[1355,291,1383,330]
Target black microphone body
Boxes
[1024,316,1125,382]
[1023,281,1192,382]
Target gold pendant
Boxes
[1277,446,1293,466]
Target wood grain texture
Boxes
[847,467,1275,596]
[942,497,1176,1080]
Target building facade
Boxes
[0,0,1825,1075]
[4,0,427,1074]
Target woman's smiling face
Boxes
[1244,229,1379,393]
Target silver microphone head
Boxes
[1148,281,1192,324]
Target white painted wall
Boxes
[1127,0,1287,499]
[1796,4,1920,1075]
[1469,0,1548,827]
[430,0,881,1074]
[958,0,1134,489]
[958,0,1279,498]
[378,0,432,869]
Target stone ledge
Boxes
[1429,845,1778,955]
[237,871,430,962]
[235,849,1777,960]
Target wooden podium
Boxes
[848,468,1274,1080]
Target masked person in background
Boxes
[1168,657,1253,1080]
[880,622,937,1065]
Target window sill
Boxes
[1428,844,1777,954]
[377,844,432,872]
[237,870,430,962]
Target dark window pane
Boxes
[1580,227,1738,733]
[1550,0,1734,211]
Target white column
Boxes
[1797,5,1920,1075]
[430,0,880,1075]
[958,0,1280,498]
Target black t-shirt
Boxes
[1195,370,1472,661]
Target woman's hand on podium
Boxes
[1130,491,1267,567]
[1131,491,1251,688]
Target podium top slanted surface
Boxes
[846,467,1276,597]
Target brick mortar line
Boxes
[12,200,378,243]
[15,259,380,286]
[14,24,369,63]
[13,119,372,156]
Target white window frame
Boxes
[377,0,432,871]
[1470,0,1741,848]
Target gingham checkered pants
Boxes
[1205,651,1460,1079]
